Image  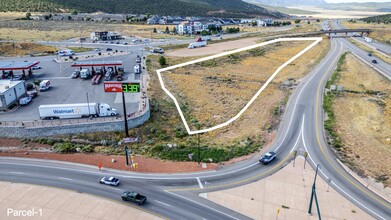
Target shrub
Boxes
[53,142,77,153]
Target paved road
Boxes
[1,23,391,219]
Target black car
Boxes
[106,48,113,51]
[259,151,276,164]
[368,53,372,57]
[372,59,377,64]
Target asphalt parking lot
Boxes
[0,50,143,122]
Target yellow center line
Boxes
[168,152,293,192]
[315,40,391,209]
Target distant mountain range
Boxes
[244,0,326,7]
[0,0,287,18]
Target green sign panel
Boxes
[122,83,140,93]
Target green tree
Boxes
[294,19,301,24]
[153,28,157,33]
[165,26,169,34]
[71,10,78,15]
[26,12,31,19]
[159,56,167,67]
[172,26,177,34]
[201,30,209,36]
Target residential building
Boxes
[90,31,122,41]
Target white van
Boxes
[39,80,50,91]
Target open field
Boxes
[163,41,313,130]
[332,54,391,187]
[0,19,188,41]
[0,42,57,56]
[156,37,329,144]
[343,20,391,45]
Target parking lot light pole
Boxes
[86,92,91,116]
[308,164,321,220]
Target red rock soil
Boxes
[0,133,275,173]
[0,138,219,173]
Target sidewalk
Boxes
[206,157,372,220]
[0,182,163,220]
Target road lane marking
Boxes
[313,39,389,219]
[197,177,204,189]
[107,187,121,191]
[165,190,239,220]
[58,177,72,181]
[275,39,337,152]
[157,37,322,135]
[155,200,171,207]
[9,172,24,175]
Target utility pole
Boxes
[86,92,90,116]
[122,91,129,137]
[308,164,322,220]
[197,133,200,165]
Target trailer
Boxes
[38,103,117,120]
[58,50,75,56]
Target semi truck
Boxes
[38,103,117,120]
[188,38,207,49]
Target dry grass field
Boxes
[0,42,57,56]
[343,20,391,45]
[0,18,187,41]
[158,38,329,143]
[333,54,391,187]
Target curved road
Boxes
[1,25,391,219]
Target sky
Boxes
[326,0,390,2]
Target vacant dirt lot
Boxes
[333,54,391,187]
[158,37,329,143]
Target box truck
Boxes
[39,80,50,91]
[188,38,207,49]
[38,103,117,119]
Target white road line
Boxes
[57,177,72,181]
[156,37,322,135]
[275,40,338,152]
[301,115,386,220]
[197,177,204,189]
[155,200,171,207]
[165,190,239,220]
[9,172,24,175]
[108,187,121,191]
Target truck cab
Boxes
[121,191,147,205]
[99,103,117,116]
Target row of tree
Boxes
[362,14,391,24]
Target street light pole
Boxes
[86,92,91,116]
[308,164,322,220]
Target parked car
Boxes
[106,48,113,51]
[123,42,128,45]
[259,151,276,164]
[121,191,147,205]
[12,75,23,81]
[31,66,41,70]
[368,53,372,57]
[27,90,38,98]
[71,70,80,78]
[104,70,113,81]
[19,97,32,106]
[372,59,378,64]
[99,176,120,186]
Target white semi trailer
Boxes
[188,38,207,49]
[38,103,117,119]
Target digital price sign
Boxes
[122,83,140,93]
[104,82,140,93]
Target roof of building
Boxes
[71,61,123,67]
[0,61,40,71]
[0,80,24,93]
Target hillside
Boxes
[319,2,391,13]
[0,0,286,18]
[362,14,391,24]
[245,0,326,7]
[244,2,318,15]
